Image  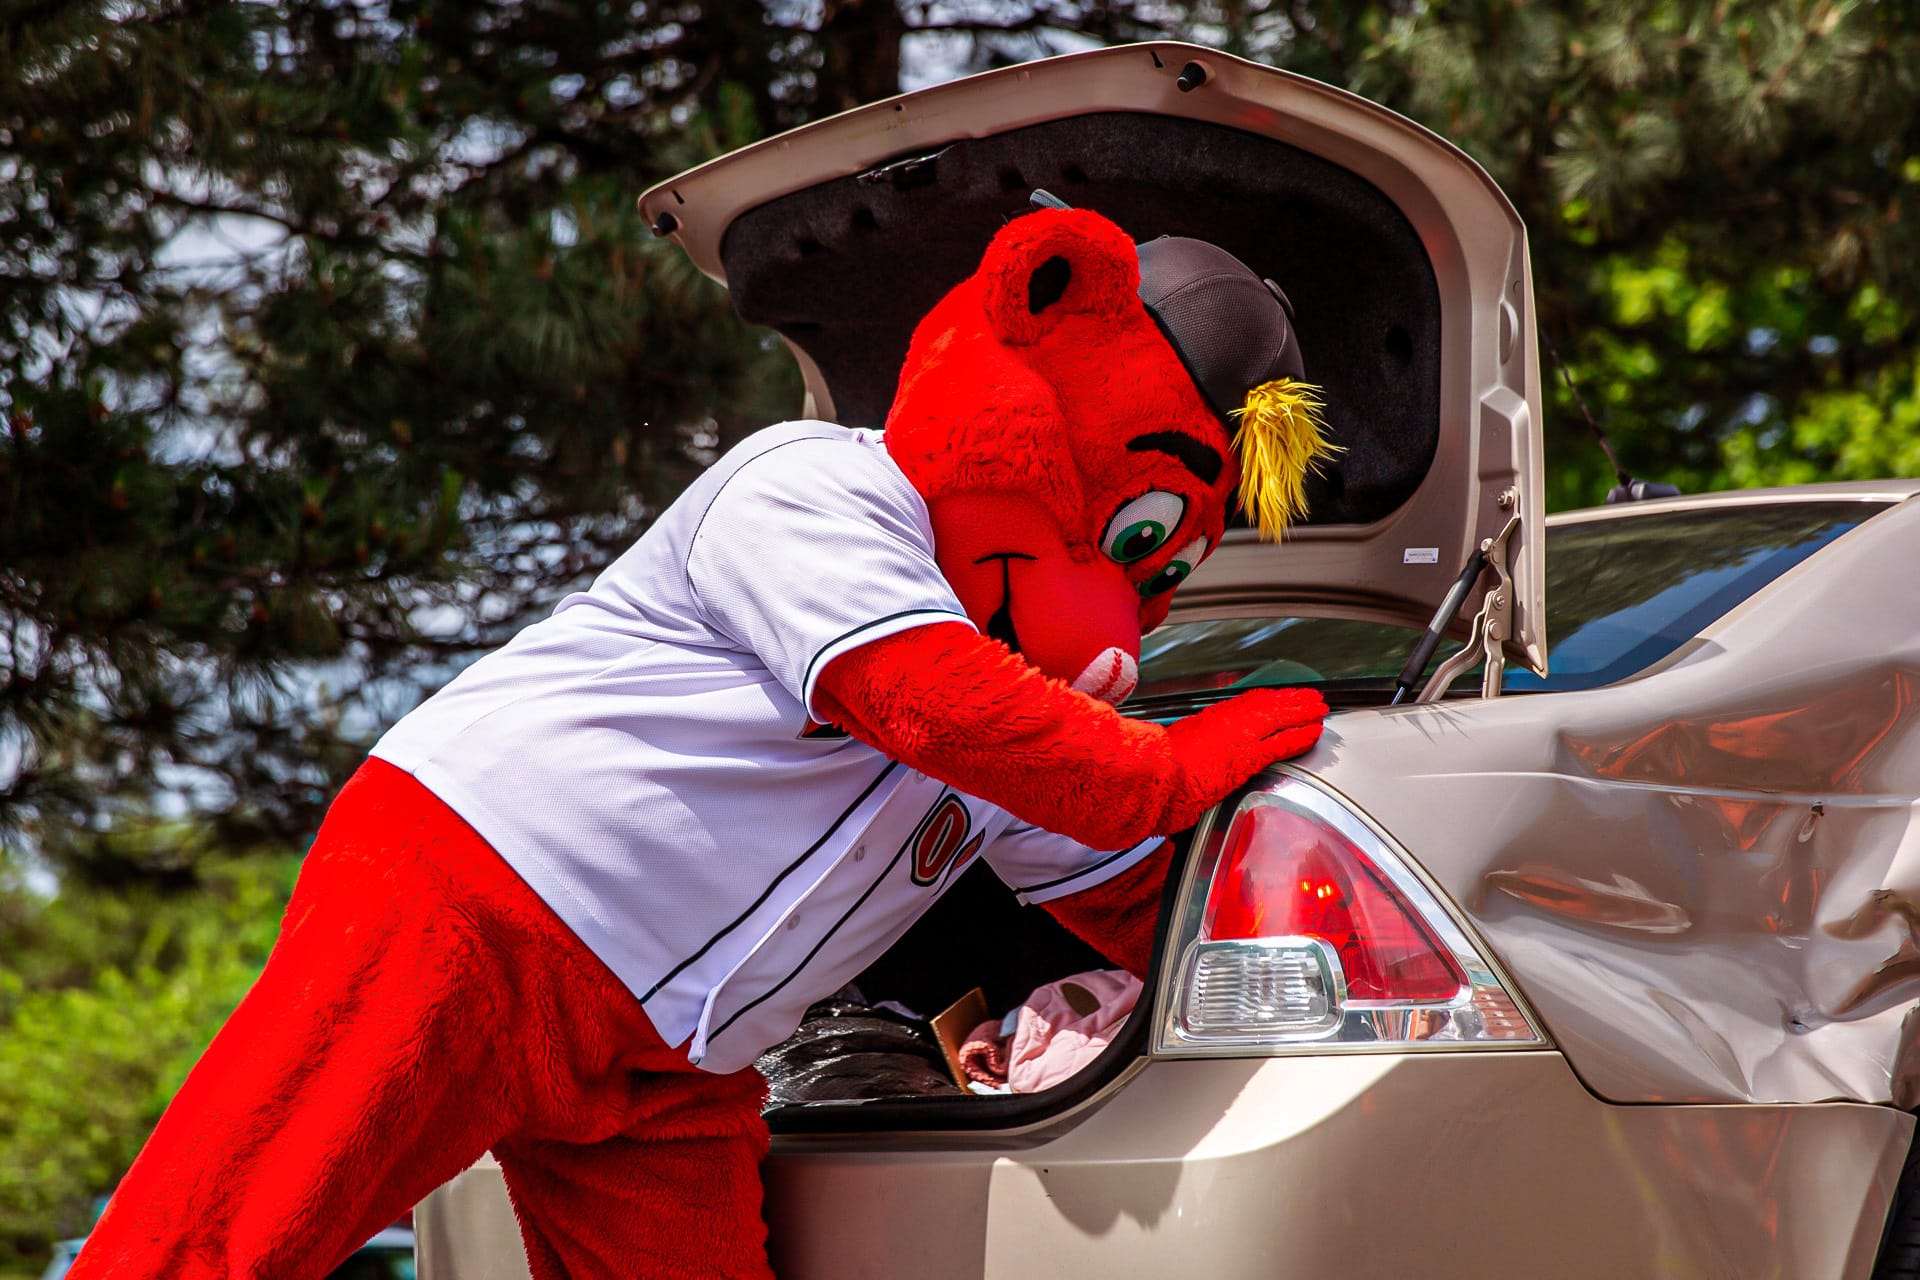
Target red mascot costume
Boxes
[72,205,1332,1279]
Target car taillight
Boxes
[1205,803,1467,1001]
[1157,773,1543,1053]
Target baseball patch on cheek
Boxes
[1071,646,1139,704]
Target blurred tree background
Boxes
[2,0,1917,1270]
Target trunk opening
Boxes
[761,827,1196,1134]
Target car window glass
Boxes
[1131,499,1889,702]
[327,1251,415,1280]
[1133,615,1425,699]
[1504,500,1884,692]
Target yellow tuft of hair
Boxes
[1231,377,1338,540]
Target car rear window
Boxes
[1131,499,1891,702]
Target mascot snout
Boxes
[930,490,1144,703]
[997,548,1143,704]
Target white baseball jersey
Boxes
[371,420,1158,1074]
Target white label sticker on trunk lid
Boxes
[1403,547,1440,564]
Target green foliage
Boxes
[1150,2,1920,502]
[0,853,296,1275]
[1,1,807,877]
[1722,358,1920,487]
[1342,0,1920,501]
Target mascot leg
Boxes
[70,759,774,1280]
[494,1063,771,1280]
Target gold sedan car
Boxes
[419,42,1920,1280]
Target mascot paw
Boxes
[1160,688,1328,830]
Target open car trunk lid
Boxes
[641,41,1546,674]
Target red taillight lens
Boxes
[1204,801,1467,1001]
[1161,778,1542,1054]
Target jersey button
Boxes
[785,916,800,930]
[851,844,866,862]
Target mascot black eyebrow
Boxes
[74,206,1333,1279]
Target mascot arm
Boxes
[812,621,1325,853]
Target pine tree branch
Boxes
[1757,18,1818,103]
[146,193,432,261]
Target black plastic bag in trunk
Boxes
[756,995,962,1107]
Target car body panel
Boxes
[639,41,1547,675]
[1287,491,1920,1104]
[417,1053,1910,1279]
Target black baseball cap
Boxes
[1136,235,1306,423]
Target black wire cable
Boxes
[1540,327,1681,503]
[1540,327,1633,491]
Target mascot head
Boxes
[885,205,1331,704]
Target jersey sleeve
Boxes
[684,435,975,718]
[983,820,1164,905]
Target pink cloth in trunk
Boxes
[959,969,1143,1094]
[1008,969,1141,1092]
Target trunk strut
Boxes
[1418,514,1522,703]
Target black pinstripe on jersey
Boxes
[1014,841,1153,898]
[640,760,900,1003]
[705,786,966,1044]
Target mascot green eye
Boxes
[1101,491,1187,564]
[1139,536,1210,598]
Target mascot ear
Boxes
[977,208,1143,347]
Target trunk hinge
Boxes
[1418,513,1521,702]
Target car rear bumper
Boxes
[417,1051,1911,1279]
